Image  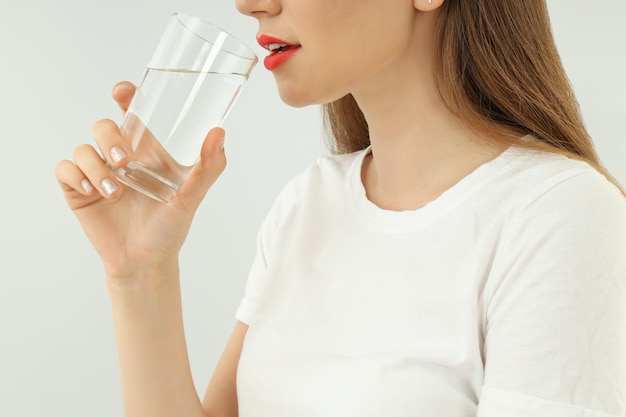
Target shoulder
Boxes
[488,147,626,284]
[290,149,364,188]
[272,148,366,206]
[497,147,625,216]
[482,151,626,415]
[256,148,367,239]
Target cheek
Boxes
[270,7,415,107]
[272,41,400,108]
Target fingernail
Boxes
[114,83,132,91]
[81,179,94,193]
[101,178,118,195]
[219,136,225,150]
[110,146,128,163]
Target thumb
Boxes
[174,127,227,209]
[111,81,136,116]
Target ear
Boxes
[413,0,445,12]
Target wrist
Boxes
[106,262,183,329]
[105,261,180,294]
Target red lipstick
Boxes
[257,34,301,71]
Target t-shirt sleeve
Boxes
[235,207,274,326]
[234,172,304,325]
[479,386,621,417]
[478,170,626,417]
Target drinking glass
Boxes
[109,13,257,203]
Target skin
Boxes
[56,82,237,417]
[242,0,506,211]
[55,0,506,416]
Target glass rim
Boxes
[173,12,258,62]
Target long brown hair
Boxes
[323,0,623,193]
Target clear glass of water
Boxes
[109,13,258,203]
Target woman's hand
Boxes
[55,82,226,281]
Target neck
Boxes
[351,22,504,211]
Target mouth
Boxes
[267,43,300,55]
[257,34,301,70]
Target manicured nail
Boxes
[101,178,118,195]
[114,83,132,91]
[81,179,94,193]
[110,146,127,163]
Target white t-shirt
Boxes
[235,146,626,417]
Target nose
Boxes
[235,0,281,17]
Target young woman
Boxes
[55,0,626,416]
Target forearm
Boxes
[106,264,206,417]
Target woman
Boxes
[55,0,626,416]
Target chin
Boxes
[277,88,318,108]
[274,78,339,108]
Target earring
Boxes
[428,0,432,3]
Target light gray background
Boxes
[0,1,624,416]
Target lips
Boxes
[257,34,301,71]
